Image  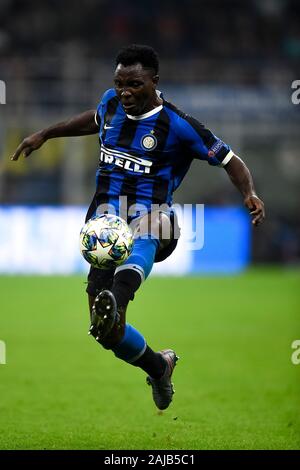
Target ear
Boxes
[152,75,159,87]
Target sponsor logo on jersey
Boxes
[141,134,157,151]
[99,145,152,174]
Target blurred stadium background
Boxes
[0,0,299,450]
[0,0,300,269]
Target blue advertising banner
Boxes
[0,206,250,275]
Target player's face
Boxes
[114,63,159,116]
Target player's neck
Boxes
[142,95,163,114]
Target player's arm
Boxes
[173,112,265,227]
[224,154,265,226]
[11,109,99,161]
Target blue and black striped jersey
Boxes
[93,88,233,215]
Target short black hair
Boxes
[115,44,159,75]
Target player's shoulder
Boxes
[163,99,205,135]
[163,99,189,120]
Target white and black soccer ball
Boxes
[79,214,134,269]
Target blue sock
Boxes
[112,324,146,363]
[111,237,159,309]
[116,237,159,281]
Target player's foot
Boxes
[146,349,179,410]
[89,290,119,341]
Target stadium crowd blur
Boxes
[1,0,300,83]
[0,0,299,264]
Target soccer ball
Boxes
[79,214,134,269]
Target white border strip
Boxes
[94,111,100,127]
[126,105,163,121]
[221,150,234,167]
[115,263,145,283]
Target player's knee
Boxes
[158,212,173,243]
[135,210,172,244]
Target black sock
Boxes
[111,269,142,307]
[132,345,167,379]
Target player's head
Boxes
[114,44,160,116]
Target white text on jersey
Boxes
[100,145,152,174]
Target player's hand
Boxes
[10,131,46,161]
[244,195,265,226]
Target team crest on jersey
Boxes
[141,134,157,151]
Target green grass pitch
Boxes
[0,268,299,450]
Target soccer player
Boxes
[11,44,265,410]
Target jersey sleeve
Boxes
[94,89,117,129]
[94,107,101,127]
[175,113,234,167]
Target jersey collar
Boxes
[126,104,163,121]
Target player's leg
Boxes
[89,210,179,409]
[124,211,179,409]
[88,273,166,378]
